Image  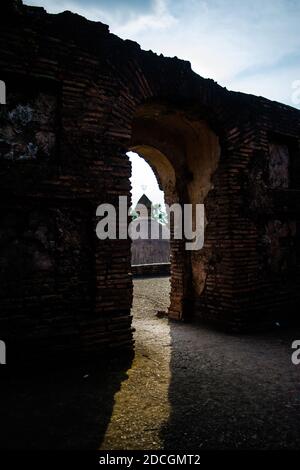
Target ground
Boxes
[1,276,300,449]
[102,277,300,450]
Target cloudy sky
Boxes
[25,0,300,205]
[25,0,300,106]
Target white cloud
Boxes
[25,0,176,34]
[114,0,177,36]
[25,0,114,23]
[25,0,300,107]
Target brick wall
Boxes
[1,0,300,358]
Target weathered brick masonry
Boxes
[1,0,300,357]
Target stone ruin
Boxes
[1,0,300,359]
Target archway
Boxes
[129,150,171,266]
[3,0,298,357]
[129,101,221,321]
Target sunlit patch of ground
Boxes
[100,277,171,450]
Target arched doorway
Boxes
[129,151,171,267]
[128,101,221,321]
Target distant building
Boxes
[131,194,170,265]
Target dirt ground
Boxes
[1,276,300,450]
[102,276,300,450]
[100,276,172,450]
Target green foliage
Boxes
[130,207,139,220]
[152,203,168,224]
[130,202,168,224]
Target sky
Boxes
[25,0,300,204]
[128,152,165,209]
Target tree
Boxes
[151,203,168,225]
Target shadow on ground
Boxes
[0,357,132,450]
[162,322,300,450]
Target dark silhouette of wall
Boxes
[1,0,300,357]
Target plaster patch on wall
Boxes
[0,92,57,161]
[263,219,296,274]
[268,142,289,189]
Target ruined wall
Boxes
[1,0,300,358]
